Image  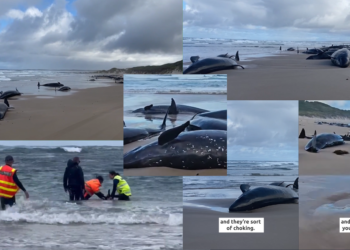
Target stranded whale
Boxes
[124,121,227,170]
[183,51,244,74]
[229,178,299,212]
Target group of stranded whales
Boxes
[183,51,244,74]
[229,178,299,212]
[0,89,20,119]
[124,99,227,170]
[38,82,71,91]
[299,129,345,153]
[301,45,350,68]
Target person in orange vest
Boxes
[0,155,29,210]
[83,176,107,200]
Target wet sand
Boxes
[183,199,298,250]
[1,86,123,140]
[299,116,350,175]
[123,137,227,176]
[211,52,350,100]
[299,175,350,249]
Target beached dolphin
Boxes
[187,117,227,131]
[124,107,169,145]
[195,110,227,120]
[124,121,227,169]
[0,89,21,99]
[287,47,295,51]
[39,82,64,87]
[305,132,344,153]
[331,48,350,68]
[183,51,244,74]
[131,98,209,115]
[229,178,299,212]
[58,86,71,91]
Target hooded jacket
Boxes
[63,159,85,190]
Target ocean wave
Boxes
[61,147,82,153]
[0,209,182,226]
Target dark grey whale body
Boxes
[132,98,209,115]
[187,117,227,131]
[0,89,21,99]
[124,129,227,170]
[305,133,344,152]
[0,103,8,119]
[229,178,299,212]
[58,86,71,91]
[195,110,227,120]
[40,82,64,87]
[183,51,244,74]
[331,48,350,68]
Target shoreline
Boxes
[2,85,123,140]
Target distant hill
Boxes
[299,100,350,118]
[96,61,183,74]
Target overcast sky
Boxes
[0,0,182,70]
[0,140,122,146]
[228,101,298,161]
[183,0,350,41]
[310,101,350,110]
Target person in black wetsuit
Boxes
[63,157,85,201]
[0,155,29,210]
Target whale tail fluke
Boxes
[236,65,245,69]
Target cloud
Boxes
[0,0,182,69]
[183,0,350,40]
[227,101,298,161]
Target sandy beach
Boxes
[299,116,350,175]
[1,85,123,140]
[299,175,350,249]
[183,199,298,250]
[123,137,227,176]
[208,52,350,100]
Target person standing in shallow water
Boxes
[0,155,29,210]
[108,171,131,200]
[63,157,85,201]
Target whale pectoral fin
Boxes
[159,106,170,130]
[240,184,250,193]
[169,98,178,114]
[158,120,190,145]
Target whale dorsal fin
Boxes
[144,104,153,111]
[240,184,250,193]
[159,106,169,130]
[169,98,178,114]
[158,120,190,145]
[235,51,240,61]
[299,128,306,138]
[190,56,199,63]
[293,177,299,190]
[269,181,284,186]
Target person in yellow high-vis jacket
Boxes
[108,171,131,200]
[0,155,29,210]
